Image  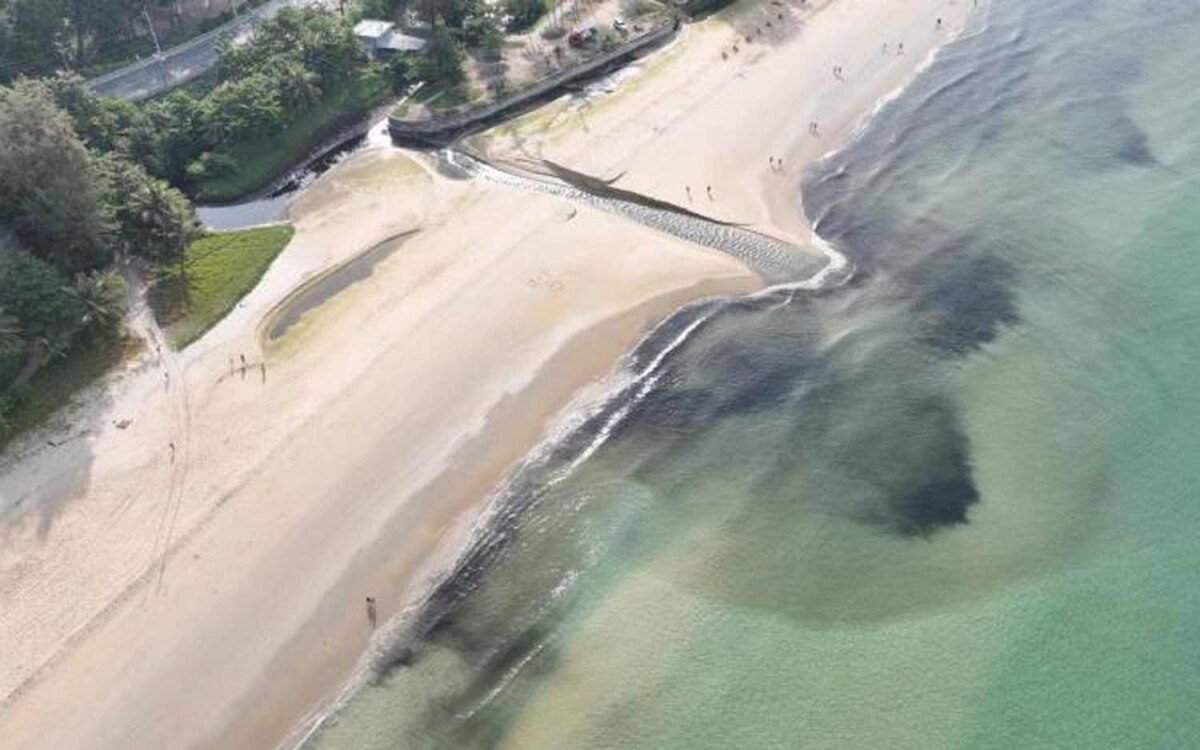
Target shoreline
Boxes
[284,0,979,742]
[0,1,974,748]
[266,274,753,750]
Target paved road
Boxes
[89,0,331,101]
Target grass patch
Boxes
[0,335,132,451]
[193,73,393,203]
[152,225,295,348]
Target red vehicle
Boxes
[567,26,598,47]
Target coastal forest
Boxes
[0,6,413,441]
[0,0,574,442]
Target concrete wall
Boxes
[388,20,679,148]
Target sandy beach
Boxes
[0,1,970,748]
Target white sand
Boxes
[0,0,973,748]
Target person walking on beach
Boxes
[169,442,176,463]
[706,185,714,200]
[936,17,942,29]
[366,597,377,629]
[686,185,692,202]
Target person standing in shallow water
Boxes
[366,597,377,629]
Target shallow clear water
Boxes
[307,1,1200,747]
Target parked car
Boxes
[568,26,598,47]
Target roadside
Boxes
[88,0,334,102]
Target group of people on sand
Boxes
[228,352,267,384]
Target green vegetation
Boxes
[151,225,294,347]
[31,9,411,202]
[192,70,392,201]
[0,78,200,440]
[177,8,402,199]
[503,0,549,32]
[0,0,559,443]
[417,23,468,90]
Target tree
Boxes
[463,8,503,54]
[295,9,365,83]
[1,0,149,80]
[269,59,323,114]
[69,269,126,337]
[503,0,547,32]
[5,0,69,80]
[215,8,363,85]
[353,0,403,22]
[66,0,129,66]
[441,0,484,31]
[96,155,199,266]
[416,22,466,89]
[0,254,88,388]
[40,74,153,159]
[0,80,112,273]
[185,151,239,183]
[385,53,413,92]
[200,75,284,146]
[145,90,206,183]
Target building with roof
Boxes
[353,19,427,59]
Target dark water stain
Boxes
[265,232,413,341]
[267,134,369,199]
[907,240,1021,355]
[846,397,979,535]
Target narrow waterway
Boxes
[196,119,394,231]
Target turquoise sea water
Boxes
[307,1,1200,747]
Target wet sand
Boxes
[0,0,971,748]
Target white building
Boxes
[353,20,427,59]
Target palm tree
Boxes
[128,179,201,266]
[274,61,324,113]
[70,271,126,334]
